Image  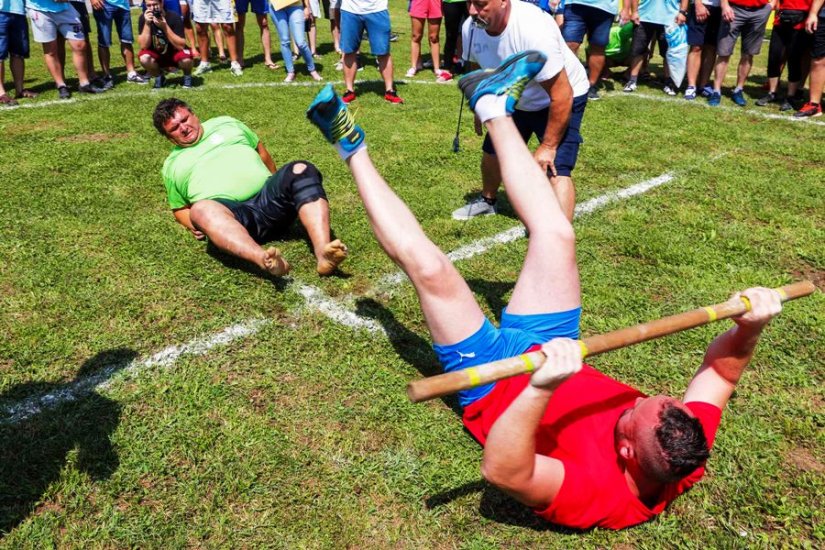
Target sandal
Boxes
[0,94,18,106]
[15,89,38,99]
[284,72,296,83]
[265,62,281,70]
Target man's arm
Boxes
[173,206,205,240]
[535,70,573,176]
[481,339,582,508]
[257,140,277,174]
[682,287,783,409]
[159,11,187,51]
[807,0,824,33]
[138,13,153,50]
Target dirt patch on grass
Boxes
[56,132,133,143]
[791,261,825,291]
[785,447,824,474]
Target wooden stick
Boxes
[407,281,816,403]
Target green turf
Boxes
[1,7,823,548]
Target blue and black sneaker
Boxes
[306,84,365,154]
[458,50,547,113]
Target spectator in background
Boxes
[235,0,276,68]
[139,0,194,87]
[27,0,106,99]
[442,0,467,74]
[306,0,321,57]
[176,0,198,55]
[92,0,148,87]
[406,0,452,82]
[339,0,403,103]
[269,0,322,82]
[68,0,106,88]
[622,0,688,96]
[709,0,774,106]
[560,0,620,100]
[756,0,812,110]
[684,0,722,99]
[191,0,242,76]
[795,0,823,116]
[1,0,35,105]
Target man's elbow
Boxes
[481,457,526,494]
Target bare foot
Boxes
[263,247,291,276]
[317,239,348,276]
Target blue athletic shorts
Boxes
[482,93,588,178]
[340,9,390,55]
[236,0,268,14]
[0,12,29,61]
[93,3,134,47]
[433,307,582,407]
[561,4,614,47]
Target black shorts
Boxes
[217,161,327,243]
[69,1,92,36]
[687,5,723,47]
[630,21,668,58]
[814,15,825,59]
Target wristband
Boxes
[679,9,688,16]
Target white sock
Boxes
[334,141,366,161]
[128,71,136,78]
[231,61,241,69]
[473,94,509,123]
[733,86,743,93]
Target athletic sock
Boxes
[335,141,366,161]
[482,195,496,205]
[733,86,743,93]
[473,94,510,123]
[627,76,638,85]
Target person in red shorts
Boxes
[406,0,452,82]
[796,0,825,117]
[138,0,194,88]
[306,51,786,530]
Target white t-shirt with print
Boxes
[340,0,386,14]
[462,0,589,111]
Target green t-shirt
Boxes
[161,116,272,209]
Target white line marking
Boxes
[1,319,270,423]
[3,78,448,111]
[611,91,825,127]
[296,284,385,334]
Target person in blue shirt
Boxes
[26,0,106,98]
[0,0,35,105]
[622,0,688,95]
[91,0,148,87]
[558,0,619,100]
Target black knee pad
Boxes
[285,161,327,208]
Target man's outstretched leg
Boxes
[307,83,484,345]
[189,200,290,276]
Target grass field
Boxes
[1,6,824,548]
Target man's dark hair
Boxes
[649,404,710,483]
[153,98,192,136]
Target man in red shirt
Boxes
[306,52,785,530]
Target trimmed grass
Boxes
[1,7,823,547]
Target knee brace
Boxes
[285,161,327,208]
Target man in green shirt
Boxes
[153,98,348,277]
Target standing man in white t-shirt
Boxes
[339,0,403,103]
[451,0,590,222]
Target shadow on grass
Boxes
[353,297,462,417]
[425,479,578,533]
[465,279,515,324]
[0,349,130,534]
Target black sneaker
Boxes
[389,31,399,42]
[58,85,72,100]
[587,86,600,100]
[755,92,775,107]
[78,82,106,94]
[102,74,115,90]
[154,74,166,89]
[182,75,193,88]
[779,97,794,112]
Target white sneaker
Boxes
[623,80,637,93]
[230,62,243,77]
[193,62,211,76]
[451,196,498,220]
[405,67,417,78]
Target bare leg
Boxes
[483,117,580,315]
[698,46,716,89]
[736,53,752,89]
[549,175,575,222]
[189,200,290,276]
[346,148,485,345]
[9,55,24,96]
[196,22,210,61]
[98,45,111,76]
[427,18,442,73]
[810,56,825,104]
[377,53,394,91]
[687,45,702,88]
[480,152,502,200]
[181,4,196,51]
[343,51,357,90]
[42,40,68,88]
[222,23,238,64]
[121,42,136,73]
[410,17,423,71]
[237,13,247,65]
[566,41,581,55]
[68,39,92,84]
[297,199,348,275]
[140,54,161,76]
[257,13,274,65]
[587,46,606,87]
[713,54,731,91]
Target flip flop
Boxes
[265,62,281,70]
[0,94,18,106]
[15,89,38,99]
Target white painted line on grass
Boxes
[1,319,270,424]
[612,91,825,127]
[4,78,449,111]
[296,284,385,334]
